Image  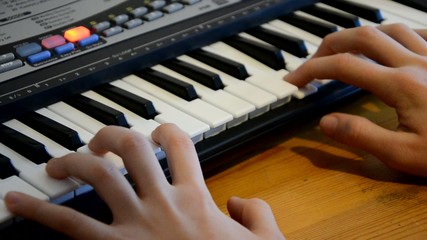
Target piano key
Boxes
[245,26,309,58]
[19,163,78,203]
[17,112,84,151]
[162,59,225,90]
[136,69,198,101]
[347,0,426,28]
[279,12,338,38]
[393,0,427,13]
[48,101,106,135]
[204,42,298,106]
[222,35,286,71]
[80,90,162,154]
[0,175,49,202]
[177,54,276,117]
[123,74,233,137]
[153,64,255,127]
[0,124,51,164]
[64,95,130,128]
[94,84,157,120]
[0,143,77,203]
[322,0,384,23]
[3,119,72,158]
[36,108,94,144]
[267,19,323,48]
[0,154,19,179]
[314,3,378,27]
[187,49,250,80]
[301,4,361,28]
[110,80,209,142]
[237,31,303,71]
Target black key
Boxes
[279,13,338,38]
[393,0,427,13]
[162,59,225,90]
[0,154,19,179]
[136,69,198,101]
[246,26,309,58]
[18,112,84,151]
[187,50,249,80]
[322,0,384,23]
[64,95,130,127]
[301,5,361,28]
[0,124,51,164]
[94,84,157,119]
[223,35,285,70]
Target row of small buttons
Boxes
[0,0,201,75]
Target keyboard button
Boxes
[94,84,157,120]
[41,35,67,49]
[279,13,338,38]
[64,95,130,127]
[322,0,384,23]
[0,60,23,74]
[223,35,285,71]
[0,124,51,164]
[136,69,199,101]
[162,59,225,90]
[187,49,249,80]
[64,26,91,43]
[301,5,361,28]
[18,112,84,151]
[16,42,42,57]
[246,26,309,58]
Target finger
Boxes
[227,197,284,239]
[319,113,415,162]
[46,153,140,218]
[5,192,112,240]
[377,24,427,55]
[313,26,418,67]
[414,29,427,41]
[88,126,169,196]
[151,123,204,186]
[284,54,400,107]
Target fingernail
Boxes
[4,192,20,207]
[320,115,338,135]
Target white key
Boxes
[19,164,78,203]
[178,55,276,118]
[0,176,49,201]
[348,0,425,28]
[48,102,105,135]
[153,65,255,127]
[81,91,161,154]
[3,119,72,158]
[0,143,78,203]
[205,42,298,106]
[123,74,233,138]
[36,108,94,144]
[110,80,209,142]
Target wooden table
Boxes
[206,93,427,239]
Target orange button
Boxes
[64,26,91,43]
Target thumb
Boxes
[227,196,285,239]
[319,113,402,159]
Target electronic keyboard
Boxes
[0,0,426,238]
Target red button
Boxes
[41,35,66,49]
[64,26,91,43]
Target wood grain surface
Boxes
[206,93,427,239]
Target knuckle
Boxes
[118,130,150,152]
[387,23,411,35]
[89,160,117,182]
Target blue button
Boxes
[16,43,42,57]
[78,34,99,47]
[55,43,75,55]
[27,50,51,64]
